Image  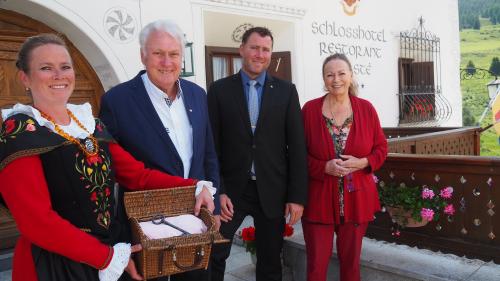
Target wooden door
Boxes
[0,8,105,250]
[205,46,292,88]
[269,51,291,82]
[0,8,104,123]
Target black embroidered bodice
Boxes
[1,113,121,244]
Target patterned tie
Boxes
[248,80,259,134]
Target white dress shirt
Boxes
[142,73,193,178]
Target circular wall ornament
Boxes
[103,7,137,43]
[232,23,254,43]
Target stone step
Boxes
[282,223,500,281]
[0,249,12,272]
[0,249,12,281]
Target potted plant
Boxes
[241,223,294,264]
[376,176,455,230]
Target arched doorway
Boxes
[0,8,104,123]
[0,8,105,251]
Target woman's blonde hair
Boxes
[322,53,358,96]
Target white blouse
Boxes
[2,103,95,139]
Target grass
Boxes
[479,17,493,27]
[460,20,500,156]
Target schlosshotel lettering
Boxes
[311,21,387,42]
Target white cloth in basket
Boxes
[139,214,207,239]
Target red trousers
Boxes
[302,220,368,281]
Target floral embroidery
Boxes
[1,118,37,143]
[75,148,113,228]
[324,115,353,217]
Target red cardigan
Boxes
[0,143,196,281]
[302,95,387,224]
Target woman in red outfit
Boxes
[301,54,388,281]
[0,34,215,281]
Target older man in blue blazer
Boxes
[99,20,220,281]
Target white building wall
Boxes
[0,0,461,127]
[299,0,461,126]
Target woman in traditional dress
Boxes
[0,34,215,281]
[301,53,388,281]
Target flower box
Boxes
[386,206,429,227]
[376,176,455,231]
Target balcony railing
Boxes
[368,127,500,263]
[385,127,481,155]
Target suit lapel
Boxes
[179,79,198,160]
[255,73,275,135]
[131,73,183,163]
[230,74,253,136]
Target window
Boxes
[205,47,242,88]
[398,18,450,125]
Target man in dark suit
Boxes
[99,20,220,281]
[207,27,308,281]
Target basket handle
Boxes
[171,245,205,271]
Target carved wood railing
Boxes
[367,153,500,263]
[383,127,460,138]
[384,127,481,155]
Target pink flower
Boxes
[25,124,36,132]
[444,204,455,215]
[440,186,454,199]
[421,208,435,221]
[421,187,435,199]
[372,175,379,183]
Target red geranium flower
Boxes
[90,192,97,201]
[241,224,294,255]
[241,226,255,242]
[283,223,294,237]
[5,119,15,134]
[105,187,111,197]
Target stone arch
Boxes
[0,8,107,121]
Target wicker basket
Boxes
[124,186,228,280]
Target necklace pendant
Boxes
[84,138,95,153]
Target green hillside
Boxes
[460,22,500,156]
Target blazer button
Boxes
[252,144,256,149]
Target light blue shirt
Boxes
[240,70,266,110]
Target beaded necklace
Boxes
[37,108,99,157]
